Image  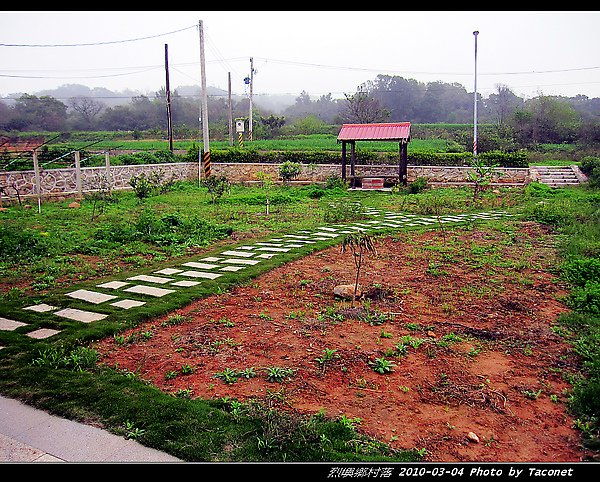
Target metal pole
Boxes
[249,57,253,142]
[165,44,173,152]
[228,72,233,146]
[473,30,479,161]
[199,20,211,178]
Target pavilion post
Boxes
[399,141,408,186]
[350,141,356,187]
[341,141,347,182]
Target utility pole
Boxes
[473,30,479,162]
[228,72,233,146]
[164,44,173,152]
[249,57,253,142]
[199,20,211,178]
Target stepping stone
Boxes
[0,317,27,331]
[67,289,117,304]
[237,246,255,250]
[110,299,146,309]
[221,250,255,258]
[284,235,310,239]
[256,247,290,252]
[171,280,200,287]
[55,308,108,323]
[182,262,219,270]
[201,257,223,262]
[155,268,183,275]
[179,270,222,279]
[27,328,61,339]
[23,303,57,313]
[256,242,284,247]
[284,244,304,248]
[256,253,278,259]
[312,232,339,238]
[127,275,173,284]
[124,285,175,297]
[97,281,129,290]
[220,258,261,265]
[220,266,245,272]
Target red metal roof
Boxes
[337,122,411,141]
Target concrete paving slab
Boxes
[284,244,304,248]
[110,299,146,309]
[23,303,57,313]
[256,253,278,259]
[256,247,290,252]
[182,262,219,270]
[0,432,52,462]
[67,289,118,304]
[26,328,61,339]
[220,258,261,265]
[124,285,175,297]
[221,250,256,258]
[97,281,129,290]
[220,265,245,271]
[171,280,200,287]
[0,317,27,331]
[201,257,223,262]
[127,275,173,284]
[255,242,284,247]
[54,308,108,323]
[179,270,222,279]
[237,246,255,250]
[154,268,183,275]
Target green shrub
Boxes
[0,226,54,260]
[561,258,600,287]
[581,156,600,188]
[279,161,302,183]
[408,177,428,194]
[566,281,600,314]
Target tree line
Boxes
[1,75,599,148]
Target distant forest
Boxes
[1,75,599,147]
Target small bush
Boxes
[408,177,428,194]
[279,161,302,183]
[566,281,600,314]
[561,258,600,287]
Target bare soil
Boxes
[94,222,590,462]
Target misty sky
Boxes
[1,10,599,101]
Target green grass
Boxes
[0,180,599,460]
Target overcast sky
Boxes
[1,10,599,101]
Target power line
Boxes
[0,25,197,47]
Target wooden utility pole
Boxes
[199,20,211,178]
[228,72,233,146]
[165,44,173,152]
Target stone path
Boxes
[0,209,512,349]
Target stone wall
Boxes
[0,162,531,202]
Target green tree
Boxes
[11,94,68,131]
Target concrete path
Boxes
[0,395,180,462]
[0,208,512,462]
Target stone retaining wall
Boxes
[0,162,531,202]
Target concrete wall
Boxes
[0,162,531,202]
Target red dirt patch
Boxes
[94,222,590,462]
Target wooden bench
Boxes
[360,177,385,189]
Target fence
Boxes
[0,159,531,205]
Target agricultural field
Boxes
[0,179,599,463]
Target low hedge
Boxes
[202,148,529,168]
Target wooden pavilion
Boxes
[337,122,411,186]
